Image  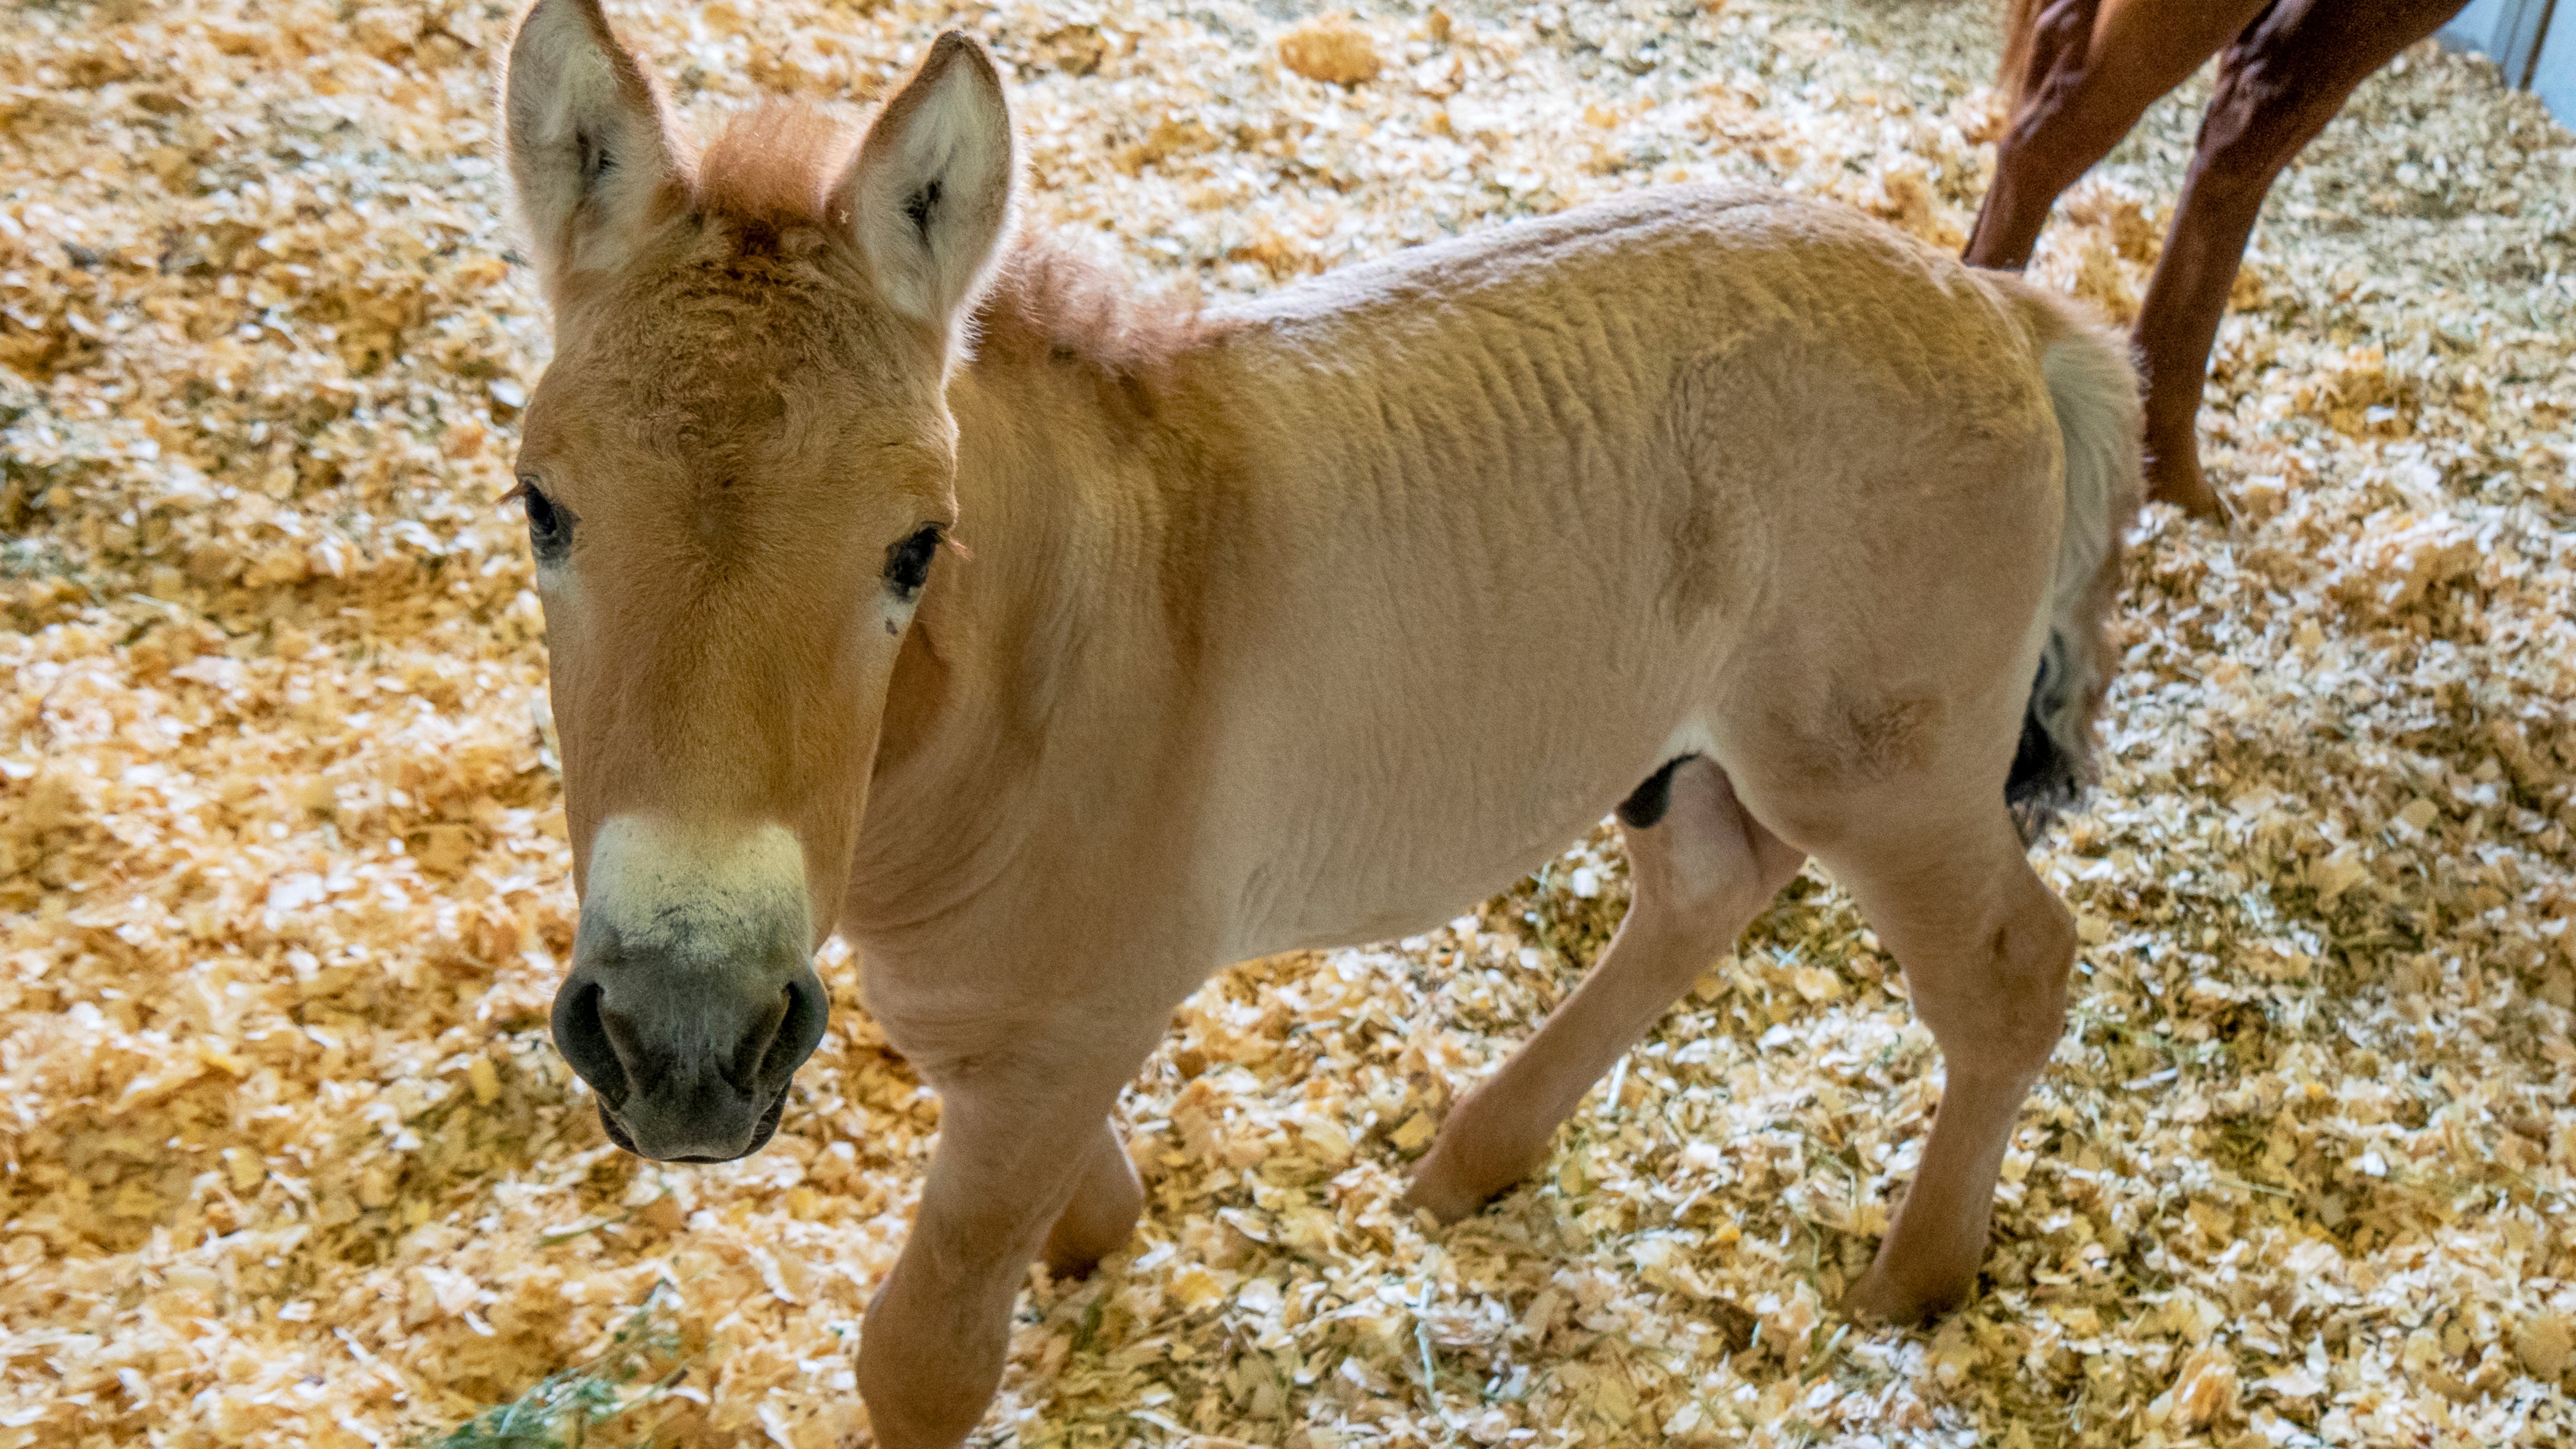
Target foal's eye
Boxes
[884,524,943,599]
[518,477,574,562]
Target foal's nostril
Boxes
[725,989,793,1093]
[761,973,828,1087]
[550,979,632,1107]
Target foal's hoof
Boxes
[1039,1209,1139,1282]
[1401,1094,1548,1225]
[1401,1160,1504,1216]
[1843,1263,1972,1327]
[1399,1145,1518,1226]
[1040,1246,1114,1282]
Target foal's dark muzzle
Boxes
[551,949,830,1163]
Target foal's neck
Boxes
[851,248,1233,934]
[943,244,1233,604]
[944,244,1238,617]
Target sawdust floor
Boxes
[3,1,2574,1446]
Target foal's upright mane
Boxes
[694,99,1222,375]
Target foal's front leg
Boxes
[856,1029,1155,1449]
[1043,1114,1145,1277]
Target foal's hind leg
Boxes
[1789,798,2078,1323]
[1406,756,1805,1222]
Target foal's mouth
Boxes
[595,1087,791,1163]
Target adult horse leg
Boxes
[1964,0,2270,271]
[1405,755,1805,1222]
[1778,793,2078,1324]
[2130,0,2467,514]
[856,1018,1161,1449]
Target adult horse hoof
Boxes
[2143,453,2229,522]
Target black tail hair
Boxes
[2004,661,2081,845]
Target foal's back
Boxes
[1172,187,2068,957]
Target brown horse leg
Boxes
[1405,757,1805,1223]
[2132,0,2468,513]
[1964,0,2270,270]
[1817,808,2078,1324]
[1040,1116,1144,1277]
[856,1032,1154,1449]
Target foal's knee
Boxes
[2014,908,2077,1043]
[1910,880,2077,1083]
[1973,888,2079,1077]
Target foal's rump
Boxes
[1688,254,2139,857]
[1596,202,2138,861]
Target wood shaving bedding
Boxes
[0,1,2570,1445]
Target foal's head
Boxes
[499,0,1015,1160]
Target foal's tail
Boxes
[1993,278,2143,840]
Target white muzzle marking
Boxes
[582,816,813,968]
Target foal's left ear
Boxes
[832,32,1016,335]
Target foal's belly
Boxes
[1197,448,1745,962]
[1213,667,1717,963]
[1254,796,1626,956]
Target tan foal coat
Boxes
[499,6,2141,1445]
[869,199,2057,967]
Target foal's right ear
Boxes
[502,0,682,302]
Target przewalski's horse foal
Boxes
[499,4,2141,1443]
